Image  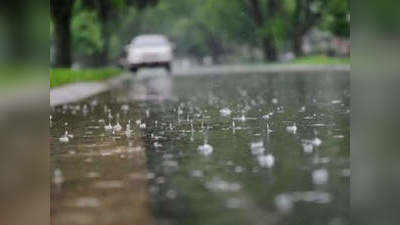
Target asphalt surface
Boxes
[50,68,350,225]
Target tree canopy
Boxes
[50,0,349,67]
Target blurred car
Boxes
[124,34,173,73]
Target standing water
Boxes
[51,71,350,225]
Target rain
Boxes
[51,71,350,225]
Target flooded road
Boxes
[51,70,350,225]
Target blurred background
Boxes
[50,0,349,69]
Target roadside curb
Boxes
[50,73,132,107]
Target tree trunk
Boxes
[293,31,304,57]
[263,37,278,62]
[292,0,322,57]
[98,1,112,66]
[293,0,304,57]
[207,37,223,64]
[99,22,111,66]
[53,14,72,68]
[51,0,74,68]
[248,0,279,62]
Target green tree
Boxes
[291,0,327,57]
[323,0,349,37]
[79,0,158,65]
[71,10,103,60]
[246,0,284,62]
[51,0,75,67]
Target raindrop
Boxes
[86,172,100,178]
[85,158,93,163]
[205,177,242,192]
[90,99,98,107]
[104,122,113,131]
[342,169,351,177]
[277,106,285,113]
[113,122,122,132]
[156,176,166,184]
[121,104,129,112]
[258,154,275,168]
[275,194,294,213]
[147,172,155,179]
[59,131,70,143]
[312,168,329,185]
[191,170,204,178]
[82,104,89,116]
[53,169,64,186]
[266,122,273,134]
[153,142,163,148]
[312,137,322,147]
[198,142,214,156]
[149,185,159,195]
[234,166,244,173]
[333,134,344,139]
[125,120,132,137]
[93,180,124,189]
[166,190,178,199]
[262,114,270,120]
[286,123,297,134]
[250,141,265,155]
[220,108,232,117]
[302,141,314,153]
[313,156,330,164]
[74,197,101,208]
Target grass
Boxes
[289,55,350,65]
[50,67,122,88]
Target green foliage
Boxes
[60,0,349,65]
[290,54,350,65]
[71,10,103,56]
[50,67,122,87]
[322,0,350,37]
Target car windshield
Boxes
[133,36,168,47]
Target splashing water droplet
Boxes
[219,108,232,117]
[198,142,213,156]
[275,194,294,213]
[312,168,329,185]
[257,154,275,168]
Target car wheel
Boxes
[130,67,138,73]
[165,63,171,75]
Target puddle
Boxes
[51,71,350,225]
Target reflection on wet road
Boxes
[51,70,350,225]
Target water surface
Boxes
[51,71,350,225]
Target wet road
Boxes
[51,69,350,225]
